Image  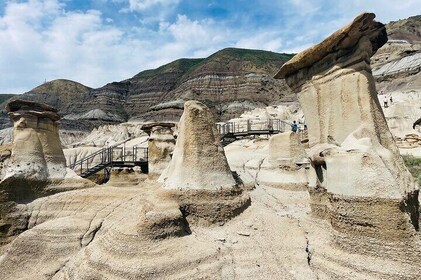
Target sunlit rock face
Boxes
[257,131,308,190]
[141,122,176,180]
[4,100,67,181]
[159,100,237,190]
[159,100,250,225]
[276,12,421,270]
[0,100,94,246]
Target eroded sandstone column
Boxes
[159,101,237,190]
[275,13,420,260]
[141,122,176,180]
[159,100,250,224]
[4,100,67,180]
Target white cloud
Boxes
[162,15,225,49]
[0,0,138,92]
[120,0,179,12]
[0,0,420,94]
[235,32,283,52]
[0,1,230,93]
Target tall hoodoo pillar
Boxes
[275,13,420,259]
[159,100,250,224]
[4,100,67,181]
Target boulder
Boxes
[257,132,309,190]
[276,12,421,266]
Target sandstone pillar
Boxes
[4,100,67,180]
[275,13,420,260]
[141,123,176,180]
[257,131,308,190]
[159,100,250,224]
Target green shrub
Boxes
[402,155,421,185]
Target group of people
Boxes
[381,91,393,108]
[291,119,306,133]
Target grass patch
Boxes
[402,155,421,185]
[132,58,205,80]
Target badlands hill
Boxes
[372,15,421,92]
[0,48,293,129]
[0,15,420,131]
[386,15,421,43]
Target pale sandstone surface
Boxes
[257,132,308,190]
[142,123,176,180]
[277,12,421,272]
[0,144,11,180]
[71,123,147,147]
[3,100,69,181]
[224,133,309,191]
[157,101,250,226]
[1,179,420,279]
[381,90,421,138]
[159,100,236,190]
[0,176,314,280]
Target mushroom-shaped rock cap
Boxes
[274,13,387,79]
[141,122,176,135]
[6,99,58,113]
[6,99,60,121]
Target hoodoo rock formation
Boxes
[159,101,236,190]
[0,101,253,279]
[141,122,176,180]
[0,100,93,246]
[159,100,250,224]
[4,100,67,180]
[0,100,89,201]
[276,12,421,273]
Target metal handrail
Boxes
[69,146,148,177]
[68,137,134,169]
[216,118,291,136]
[67,134,149,177]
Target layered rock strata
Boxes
[276,12,421,267]
[0,100,93,245]
[159,100,250,224]
[4,100,67,181]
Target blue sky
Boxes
[0,0,420,94]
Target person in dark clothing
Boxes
[291,121,298,133]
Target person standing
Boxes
[291,120,298,133]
